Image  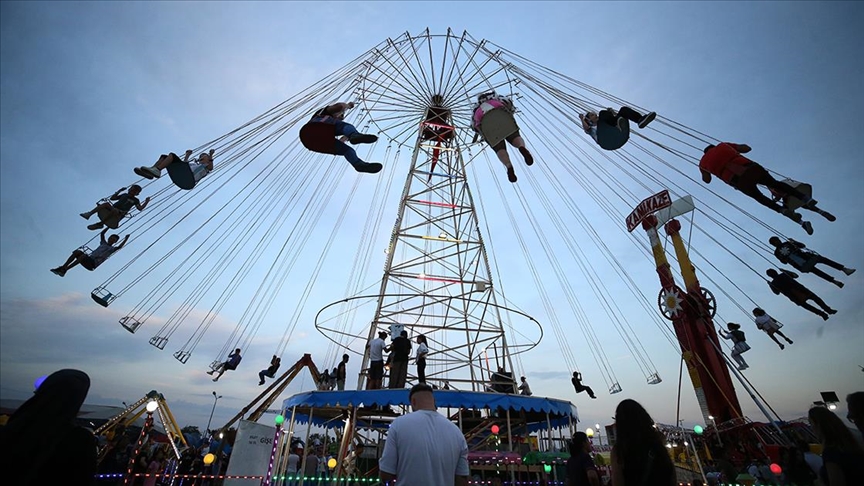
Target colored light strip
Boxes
[415,199,458,208]
[415,170,456,179]
[416,274,462,284]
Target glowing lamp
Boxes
[34,375,48,391]
[693,425,704,435]
[828,403,837,411]
[145,400,159,413]
[275,414,285,426]
[490,425,500,435]
[204,453,215,465]
[328,458,337,469]
[585,427,594,437]
[770,463,782,475]
[543,464,552,473]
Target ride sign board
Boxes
[626,190,672,232]
[654,196,695,227]
[224,420,276,486]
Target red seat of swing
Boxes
[299,122,338,155]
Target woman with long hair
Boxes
[610,399,676,486]
[807,406,864,485]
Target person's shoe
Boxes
[827,308,838,315]
[507,166,517,183]
[354,162,383,174]
[834,280,844,288]
[50,268,65,277]
[781,208,800,220]
[80,212,91,220]
[212,377,219,382]
[258,381,265,386]
[87,223,104,231]
[820,210,836,222]
[135,166,161,179]
[638,111,657,129]
[590,395,597,399]
[519,146,534,166]
[779,343,785,350]
[786,338,794,344]
[737,364,749,371]
[821,313,830,321]
[348,133,378,145]
[843,267,856,276]
[206,370,214,375]
[802,221,813,235]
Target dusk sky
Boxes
[2,1,862,437]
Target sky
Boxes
[1,1,863,439]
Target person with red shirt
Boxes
[699,143,816,234]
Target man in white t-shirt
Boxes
[379,384,469,486]
[367,331,387,389]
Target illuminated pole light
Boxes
[123,411,155,485]
[261,415,283,486]
[585,427,594,438]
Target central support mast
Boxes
[357,102,516,392]
[630,192,742,424]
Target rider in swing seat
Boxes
[579,106,656,150]
[471,91,534,183]
[303,101,382,174]
[134,149,215,190]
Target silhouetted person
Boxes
[718,322,750,370]
[699,143,815,233]
[766,268,837,320]
[258,355,281,386]
[847,392,864,436]
[0,369,97,485]
[571,371,597,399]
[808,406,864,485]
[610,399,676,486]
[207,348,242,381]
[752,308,793,350]
[769,237,855,288]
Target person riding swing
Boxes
[718,323,750,371]
[471,91,534,183]
[579,106,657,151]
[134,149,216,190]
[299,101,382,174]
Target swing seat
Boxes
[596,118,630,151]
[173,350,192,364]
[120,316,143,334]
[777,178,812,210]
[166,160,197,190]
[299,122,338,155]
[148,336,169,349]
[91,287,115,307]
[479,108,519,148]
[96,207,124,230]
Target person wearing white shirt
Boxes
[367,331,387,389]
[415,334,429,384]
[379,384,469,486]
[518,376,532,396]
